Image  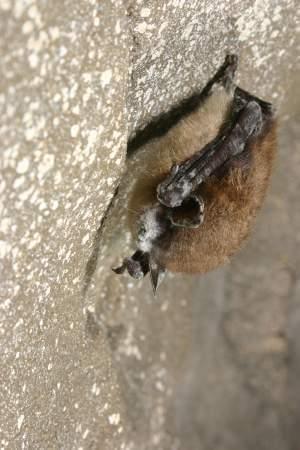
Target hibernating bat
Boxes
[113,54,276,294]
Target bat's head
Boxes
[112,203,170,293]
[113,193,205,294]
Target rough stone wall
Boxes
[0,1,128,448]
[1,0,299,449]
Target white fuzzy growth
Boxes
[173,179,192,206]
[159,177,194,208]
[137,207,164,252]
[181,178,193,195]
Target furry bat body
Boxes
[113,55,276,293]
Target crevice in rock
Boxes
[82,186,120,297]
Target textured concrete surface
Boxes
[0,0,128,448]
[1,0,300,449]
[127,0,298,134]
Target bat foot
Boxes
[169,195,204,229]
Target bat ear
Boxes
[149,257,165,295]
[112,250,149,279]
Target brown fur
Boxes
[161,122,277,273]
[126,88,276,274]
[127,89,232,229]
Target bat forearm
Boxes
[157,101,263,208]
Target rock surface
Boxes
[0,0,299,449]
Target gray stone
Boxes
[0,0,128,448]
[1,0,299,449]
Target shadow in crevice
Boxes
[82,224,103,296]
[82,187,119,297]
[85,308,102,339]
[127,56,235,155]
[127,89,206,155]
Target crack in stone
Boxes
[82,185,120,297]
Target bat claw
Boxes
[221,54,238,92]
[149,258,165,295]
[225,54,238,66]
[170,163,179,176]
[112,264,126,275]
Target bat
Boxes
[113,55,276,294]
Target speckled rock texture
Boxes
[1,0,299,449]
[0,0,128,448]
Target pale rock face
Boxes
[0,0,299,449]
